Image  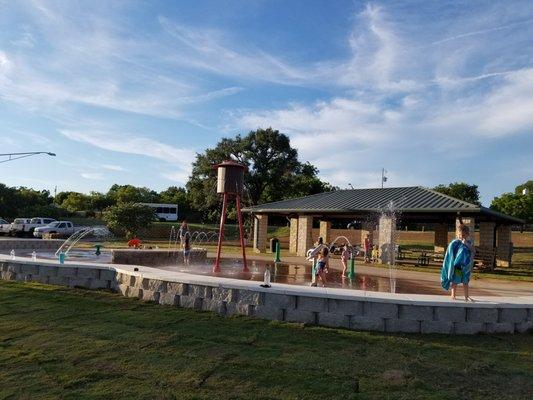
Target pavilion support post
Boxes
[434,223,448,253]
[289,217,299,254]
[378,215,396,265]
[360,221,374,247]
[496,224,512,267]
[297,215,313,257]
[319,220,331,244]
[479,221,496,270]
[479,222,496,248]
[253,214,268,253]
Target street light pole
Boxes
[381,168,387,188]
[0,152,56,164]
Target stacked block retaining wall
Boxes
[1,258,531,335]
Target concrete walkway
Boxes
[213,251,533,298]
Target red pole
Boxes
[236,194,249,272]
[214,193,228,273]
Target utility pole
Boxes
[381,168,388,188]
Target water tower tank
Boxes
[215,160,246,194]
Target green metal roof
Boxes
[243,186,523,224]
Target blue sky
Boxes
[0,0,532,205]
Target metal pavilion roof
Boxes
[242,186,523,224]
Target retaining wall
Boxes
[0,257,531,335]
[0,239,63,252]
[111,248,207,266]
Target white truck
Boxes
[8,218,32,236]
[0,218,12,235]
[10,217,56,237]
[33,221,76,238]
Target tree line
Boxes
[0,129,531,225]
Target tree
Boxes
[0,184,19,218]
[103,203,155,239]
[88,192,114,214]
[107,184,158,204]
[491,181,533,223]
[433,182,481,205]
[186,128,330,220]
[60,192,91,212]
[159,186,190,216]
[515,180,533,195]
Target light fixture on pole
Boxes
[0,152,56,164]
[381,168,388,188]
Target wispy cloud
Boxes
[59,129,195,184]
[81,172,105,180]
[431,18,533,45]
[0,2,243,120]
[101,164,126,172]
[232,2,533,196]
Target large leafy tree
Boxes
[103,203,155,239]
[0,184,67,219]
[491,181,533,223]
[433,182,481,205]
[187,128,331,220]
[107,184,159,204]
[60,192,91,212]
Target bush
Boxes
[103,203,155,239]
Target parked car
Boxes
[9,218,32,236]
[0,218,11,235]
[33,221,76,238]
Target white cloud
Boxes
[59,129,195,184]
[162,171,190,183]
[232,3,533,194]
[81,172,104,180]
[101,164,126,172]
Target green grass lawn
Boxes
[1,281,532,400]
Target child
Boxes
[364,234,371,263]
[183,232,191,266]
[371,245,379,263]
[340,244,350,277]
[441,224,474,301]
[311,246,329,287]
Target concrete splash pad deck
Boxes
[1,255,532,335]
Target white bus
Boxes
[139,203,179,222]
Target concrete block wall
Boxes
[0,239,63,252]
[111,248,207,266]
[1,258,532,335]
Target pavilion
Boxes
[243,186,523,267]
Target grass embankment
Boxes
[1,281,532,400]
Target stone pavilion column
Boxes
[378,215,396,265]
[434,223,448,253]
[319,220,331,244]
[297,215,313,257]
[253,214,268,253]
[479,222,496,248]
[289,217,299,254]
[496,224,512,267]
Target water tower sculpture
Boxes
[213,160,249,273]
